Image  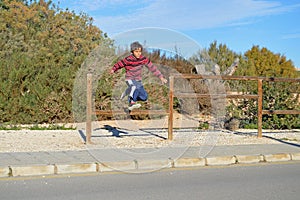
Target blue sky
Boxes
[51,0,300,70]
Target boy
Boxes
[110,41,168,110]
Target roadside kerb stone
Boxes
[235,155,263,164]
[2,151,300,177]
[0,167,10,177]
[290,152,300,161]
[263,153,291,162]
[99,161,136,172]
[174,158,206,168]
[10,165,55,177]
[206,155,236,166]
[136,159,172,171]
[55,163,97,174]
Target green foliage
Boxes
[28,124,76,130]
[261,82,299,129]
[0,0,112,124]
[222,44,299,129]
[198,121,209,130]
[0,124,75,130]
[207,41,238,73]
[0,125,22,130]
[244,46,297,78]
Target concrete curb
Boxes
[137,159,172,171]
[290,152,300,161]
[55,163,98,175]
[235,155,263,164]
[206,155,236,166]
[0,167,10,178]
[174,158,206,168]
[99,161,136,172]
[1,153,299,178]
[263,153,291,162]
[10,165,55,177]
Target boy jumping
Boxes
[110,41,168,110]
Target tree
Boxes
[191,42,299,130]
[0,0,113,123]
[231,46,299,129]
[244,45,297,78]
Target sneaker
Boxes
[128,102,141,111]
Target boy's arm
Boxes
[160,76,168,84]
[110,59,126,74]
[146,59,168,84]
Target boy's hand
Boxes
[160,77,168,84]
[109,69,114,74]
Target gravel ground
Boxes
[1,118,299,153]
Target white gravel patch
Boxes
[0,124,299,153]
[0,130,86,153]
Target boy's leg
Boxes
[128,83,149,110]
[131,81,148,102]
[120,87,130,100]
[135,85,148,101]
[126,80,136,101]
[127,80,141,110]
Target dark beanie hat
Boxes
[130,41,143,52]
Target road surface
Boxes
[1,162,300,200]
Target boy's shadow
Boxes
[103,125,128,138]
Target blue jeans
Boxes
[126,80,148,103]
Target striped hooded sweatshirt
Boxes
[111,54,163,81]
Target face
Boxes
[133,48,142,58]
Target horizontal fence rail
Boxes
[94,110,167,115]
[86,73,300,143]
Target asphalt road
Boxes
[1,162,300,200]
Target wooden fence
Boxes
[86,73,300,143]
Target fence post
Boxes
[86,73,92,144]
[257,79,263,138]
[168,76,174,140]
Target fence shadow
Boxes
[78,129,86,143]
[263,135,300,148]
[234,130,300,148]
